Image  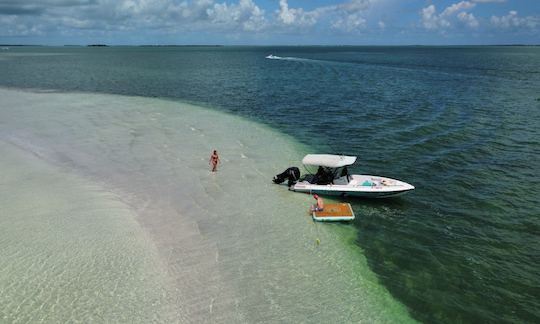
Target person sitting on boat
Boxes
[311,194,324,212]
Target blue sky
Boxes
[0,0,539,45]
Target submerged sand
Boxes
[0,88,414,323]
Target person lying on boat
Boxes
[311,194,324,212]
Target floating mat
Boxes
[312,203,355,222]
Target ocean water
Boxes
[1,46,539,323]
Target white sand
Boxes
[0,88,414,323]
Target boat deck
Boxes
[312,203,355,222]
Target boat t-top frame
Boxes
[300,154,356,185]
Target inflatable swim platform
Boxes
[312,203,355,222]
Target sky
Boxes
[0,0,539,45]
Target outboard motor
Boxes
[273,167,300,187]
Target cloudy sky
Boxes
[0,0,539,45]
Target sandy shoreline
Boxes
[0,88,413,323]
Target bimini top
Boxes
[302,154,357,168]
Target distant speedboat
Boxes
[265,54,279,59]
[274,154,415,198]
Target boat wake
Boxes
[265,54,308,62]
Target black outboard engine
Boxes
[273,167,300,187]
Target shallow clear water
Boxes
[0,139,176,323]
[0,89,412,322]
[1,46,539,323]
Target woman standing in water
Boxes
[209,150,220,172]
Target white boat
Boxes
[290,154,415,198]
[265,54,279,59]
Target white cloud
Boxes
[421,1,479,30]
[275,0,372,29]
[490,10,539,29]
[441,1,475,17]
[275,0,321,27]
[421,4,449,29]
[276,0,295,25]
[0,0,270,36]
[0,0,377,38]
[327,0,372,32]
[332,13,366,32]
[457,12,479,28]
[6,0,536,43]
[207,0,266,32]
[337,0,370,13]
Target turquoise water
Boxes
[0,89,412,322]
[1,46,539,323]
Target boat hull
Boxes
[293,187,412,198]
[292,174,415,198]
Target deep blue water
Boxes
[1,46,539,323]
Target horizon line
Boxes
[2,43,540,47]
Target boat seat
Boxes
[332,176,350,185]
